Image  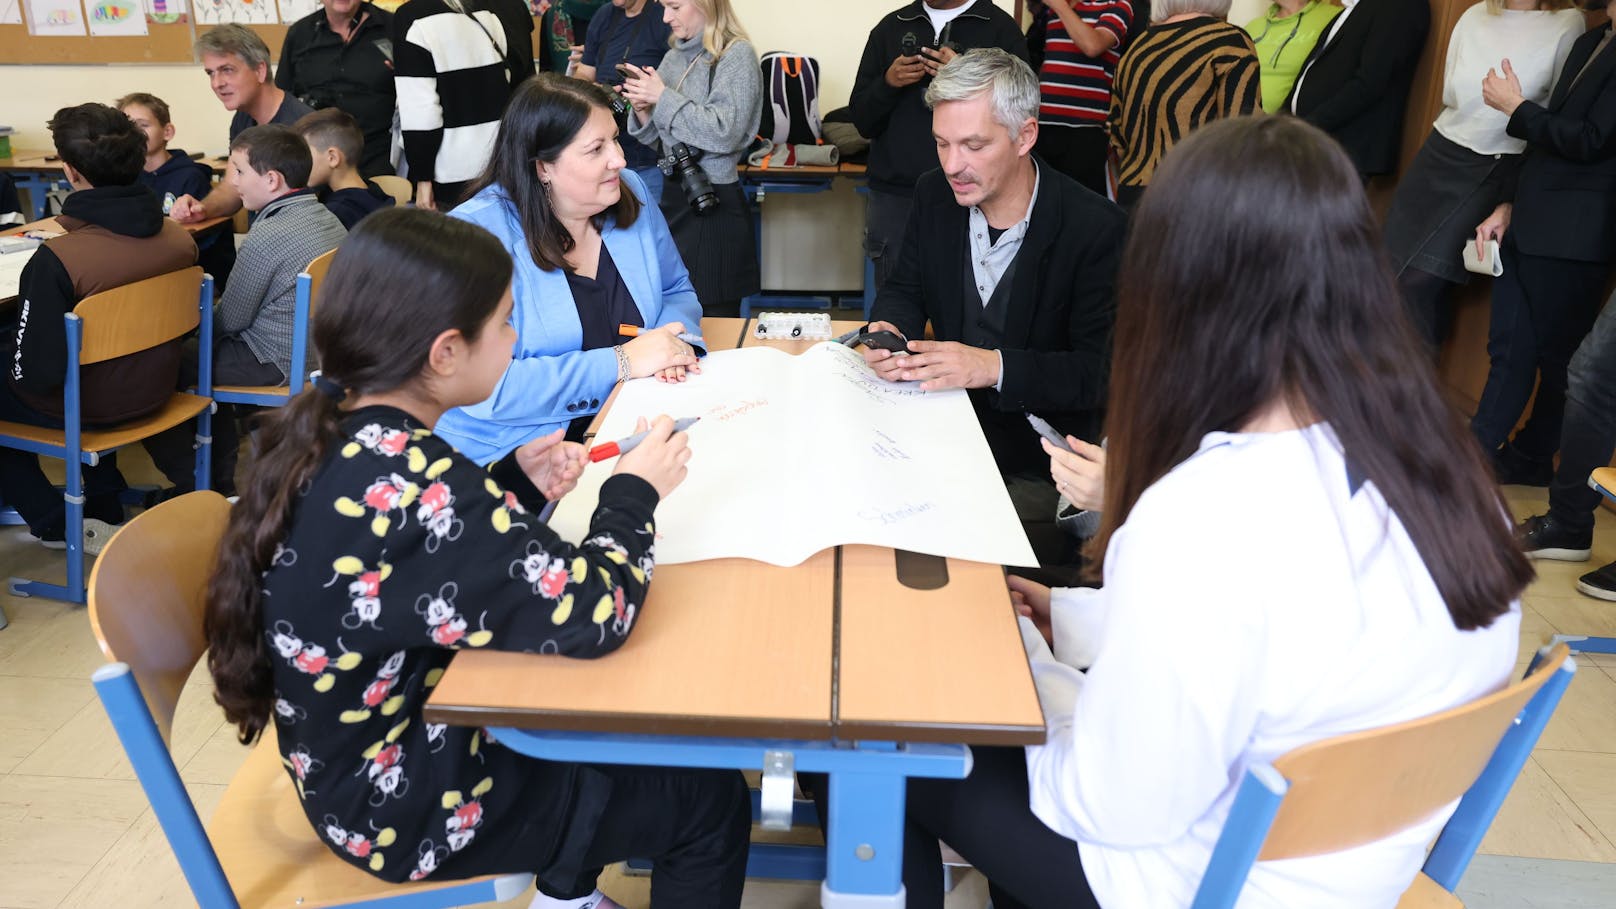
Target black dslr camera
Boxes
[658,143,719,214]
[605,88,630,119]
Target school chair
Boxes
[1553,467,1616,656]
[373,175,414,208]
[209,249,337,408]
[1,266,215,605]
[1190,643,1577,909]
[87,491,535,909]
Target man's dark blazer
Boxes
[1507,23,1616,263]
[871,159,1125,476]
[1286,0,1430,177]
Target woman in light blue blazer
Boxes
[440,74,703,467]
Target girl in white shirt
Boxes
[1383,0,1582,350]
[900,115,1531,909]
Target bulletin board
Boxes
[0,2,299,65]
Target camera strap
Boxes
[449,0,517,85]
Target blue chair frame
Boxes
[1,271,213,605]
[209,267,316,407]
[1189,648,1578,909]
[1554,470,1616,656]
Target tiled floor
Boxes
[2,452,1614,907]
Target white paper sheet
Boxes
[194,0,274,25]
[0,0,25,25]
[85,0,146,34]
[143,0,185,23]
[549,342,1038,568]
[0,247,37,303]
[276,0,317,23]
[25,0,85,35]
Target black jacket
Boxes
[850,1,1028,197]
[1506,25,1616,263]
[137,149,214,214]
[1286,0,1429,177]
[277,2,397,177]
[323,181,395,230]
[872,161,1124,475]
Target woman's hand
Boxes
[1475,203,1512,259]
[1482,59,1526,117]
[619,63,667,109]
[1047,436,1105,512]
[514,428,588,501]
[1007,575,1054,648]
[414,180,436,212]
[613,415,693,499]
[623,323,700,378]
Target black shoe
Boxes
[1493,444,1555,487]
[1516,514,1592,562]
[1577,561,1616,601]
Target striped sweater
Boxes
[1109,17,1260,189]
[1038,0,1134,127]
[393,0,536,185]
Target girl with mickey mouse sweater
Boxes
[205,208,749,909]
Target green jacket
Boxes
[1244,1,1342,114]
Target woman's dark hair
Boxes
[468,73,641,272]
[206,208,513,744]
[48,103,146,187]
[1093,116,1531,631]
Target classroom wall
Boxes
[0,0,1017,292]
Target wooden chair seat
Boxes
[1396,872,1465,909]
[212,384,292,398]
[0,392,210,453]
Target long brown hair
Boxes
[467,73,641,273]
[205,208,513,744]
[1093,116,1530,630]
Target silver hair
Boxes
[195,24,272,72]
[1149,0,1234,20]
[924,48,1040,135]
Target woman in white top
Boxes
[899,115,1530,909]
[1383,0,1582,350]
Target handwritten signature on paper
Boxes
[858,501,935,526]
[871,429,911,461]
[706,398,769,422]
[818,345,927,406]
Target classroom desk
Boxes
[11,214,231,237]
[738,162,872,318]
[0,216,229,306]
[1,149,67,221]
[425,316,1046,907]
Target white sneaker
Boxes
[82,519,119,556]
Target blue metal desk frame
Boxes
[487,728,969,907]
[740,167,875,319]
[6,163,70,221]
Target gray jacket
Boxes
[628,35,761,186]
[215,191,346,380]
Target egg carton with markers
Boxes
[752,312,833,341]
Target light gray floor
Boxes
[1458,855,1616,908]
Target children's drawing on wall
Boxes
[0,0,24,26]
[194,0,272,24]
[86,0,147,34]
[144,0,187,24]
[24,0,85,34]
[276,0,317,23]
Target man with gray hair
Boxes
[859,47,1123,562]
[170,24,315,227]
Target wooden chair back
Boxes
[305,248,337,315]
[1258,643,1571,860]
[76,267,204,366]
[372,175,413,207]
[86,491,232,743]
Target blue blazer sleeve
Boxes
[633,176,703,330]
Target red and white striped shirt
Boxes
[1038,0,1133,127]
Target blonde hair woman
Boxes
[620,0,762,317]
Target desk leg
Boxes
[821,745,906,908]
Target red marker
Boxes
[588,417,701,462]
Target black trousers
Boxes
[1034,125,1110,198]
[864,189,913,291]
[144,336,284,496]
[0,379,127,536]
[1398,265,1456,355]
[1549,288,1616,535]
[466,765,751,907]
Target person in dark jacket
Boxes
[296,108,395,230]
[851,0,1028,290]
[0,104,197,549]
[117,92,235,293]
[860,49,1123,565]
[277,0,398,178]
[1470,0,1616,486]
[1283,0,1431,179]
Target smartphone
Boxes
[850,330,910,354]
[900,33,919,59]
[615,63,639,81]
[1026,414,1075,454]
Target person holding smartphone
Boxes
[850,1,1027,290]
[574,0,672,204]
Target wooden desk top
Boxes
[13,214,231,236]
[740,162,867,179]
[0,150,57,171]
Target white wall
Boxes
[0,0,1020,291]
[1227,0,1268,27]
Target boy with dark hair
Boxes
[146,123,346,497]
[294,108,394,230]
[118,91,237,292]
[0,103,197,550]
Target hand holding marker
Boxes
[619,323,706,347]
[590,417,701,462]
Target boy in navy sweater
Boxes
[118,92,236,292]
[294,108,393,230]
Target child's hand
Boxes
[614,415,691,500]
[1007,575,1053,648]
[515,428,587,501]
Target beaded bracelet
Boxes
[614,345,631,383]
